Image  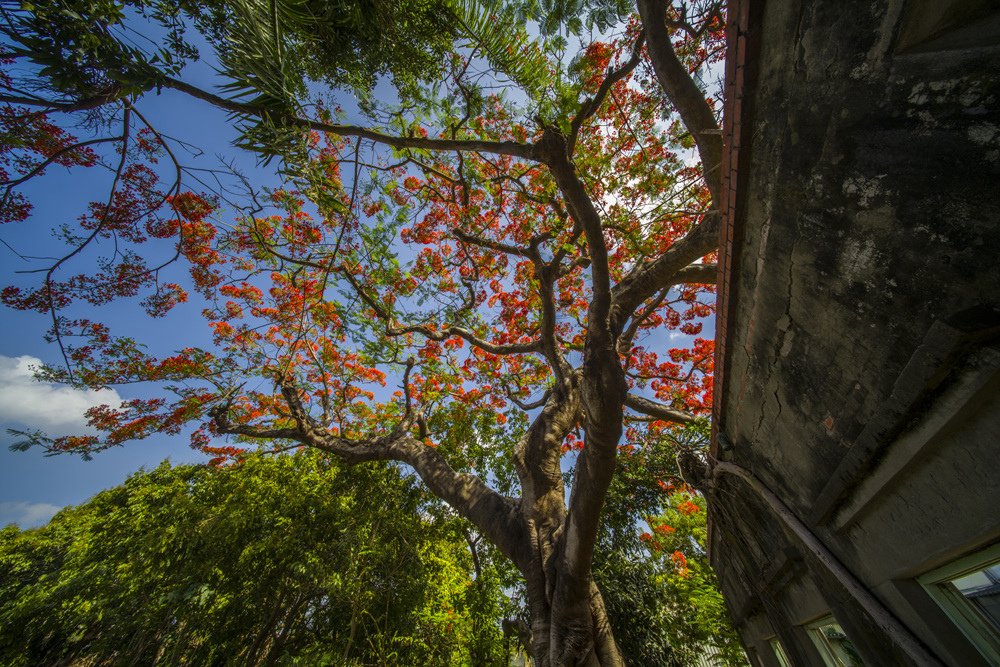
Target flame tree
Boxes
[0,1,726,663]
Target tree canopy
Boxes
[594,421,744,665]
[0,1,731,664]
[0,452,518,665]
[0,443,743,666]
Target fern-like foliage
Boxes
[445,0,555,101]
[210,0,462,159]
[216,0,311,111]
[508,0,633,36]
[213,0,318,160]
[211,0,559,155]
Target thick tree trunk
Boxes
[521,564,624,667]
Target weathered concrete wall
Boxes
[721,0,1000,515]
[713,0,1000,664]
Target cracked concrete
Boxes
[713,1,1000,663]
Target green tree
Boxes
[639,490,745,666]
[594,422,745,666]
[0,453,516,666]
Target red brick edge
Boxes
[711,0,753,459]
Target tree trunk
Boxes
[520,562,624,667]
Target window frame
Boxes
[918,542,1000,664]
[767,636,791,667]
[804,615,864,667]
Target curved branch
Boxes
[665,0,725,40]
[211,382,529,569]
[162,78,536,162]
[610,214,720,335]
[637,0,723,202]
[618,286,670,355]
[569,34,645,154]
[453,228,533,258]
[514,377,579,509]
[211,423,302,440]
[624,393,696,424]
[617,262,717,353]
[673,262,718,285]
[535,259,571,380]
[537,128,613,337]
[0,87,123,113]
[454,204,573,379]
[512,375,580,641]
[340,269,542,356]
[41,106,130,381]
[507,388,551,411]
[0,136,117,188]
[242,234,546,359]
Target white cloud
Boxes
[0,355,122,433]
[0,501,62,528]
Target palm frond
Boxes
[216,0,311,112]
[446,0,554,100]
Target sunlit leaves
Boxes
[447,0,556,100]
[0,453,517,664]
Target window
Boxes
[919,542,1000,663]
[768,637,791,667]
[805,616,864,667]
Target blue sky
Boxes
[0,33,395,527]
[0,60,277,527]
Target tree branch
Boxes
[0,136,117,188]
[535,258,571,380]
[529,125,632,637]
[637,0,723,203]
[0,87,123,114]
[506,388,551,411]
[162,78,537,162]
[618,286,670,355]
[624,393,696,424]
[512,375,581,645]
[569,34,645,154]
[673,261,717,284]
[513,377,579,515]
[536,128,613,337]
[453,228,534,258]
[616,262,716,353]
[610,214,720,335]
[339,269,542,356]
[41,106,131,382]
[665,0,724,40]
[211,382,529,569]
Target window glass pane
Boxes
[948,561,1000,632]
[953,571,992,592]
[919,545,1000,663]
[808,618,864,667]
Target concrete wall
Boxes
[712,0,1000,664]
